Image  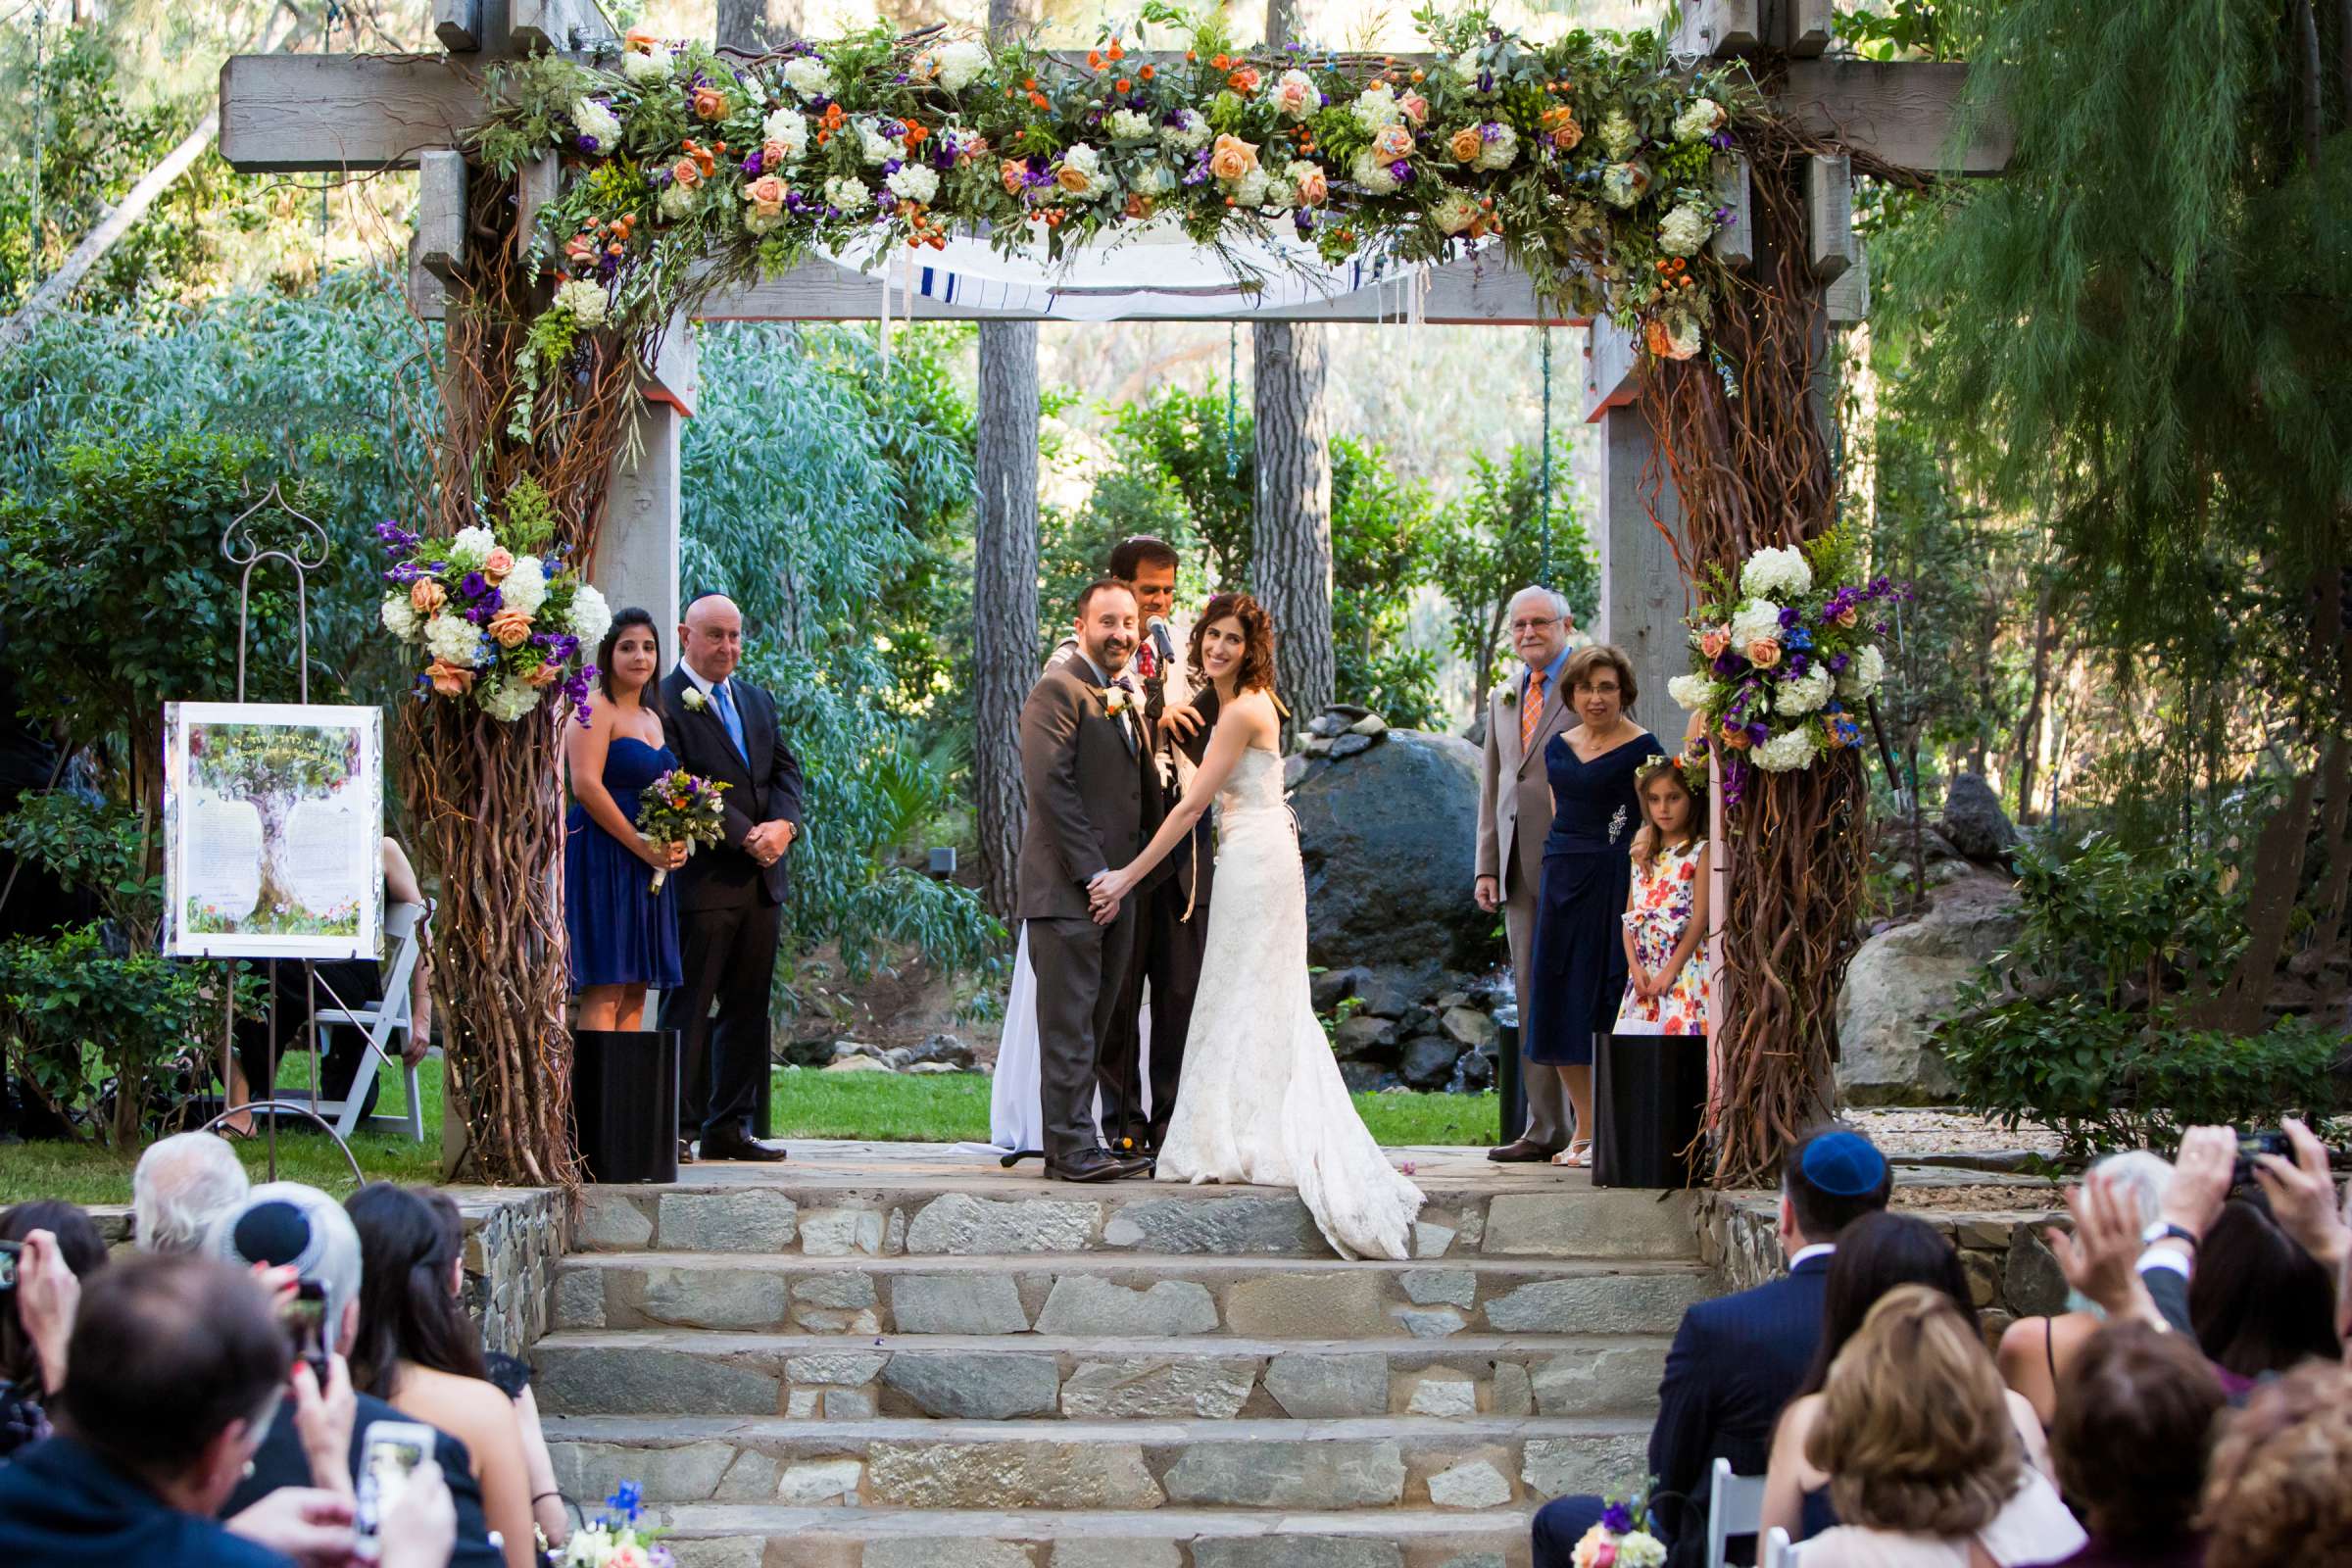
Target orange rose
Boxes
[410,579,446,614]
[1294,166,1329,205]
[1371,123,1413,162]
[624,27,659,52]
[523,660,563,688]
[1227,66,1260,94]
[1124,191,1151,220]
[1000,158,1029,195]
[1447,126,1485,164]
[426,659,475,697]
[1208,133,1259,181]
[1055,162,1092,194]
[761,138,792,168]
[482,547,515,583]
[691,85,729,122]
[1697,626,1731,661]
[1399,92,1430,125]
[746,173,788,212]
[1645,318,1676,359]
[564,233,599,266]
[1543,107,1582,152]
[488,609,533,649]
[1719,722,1751,751]
[1745,638,1782,669]
[671,157,702,188]
[1835,606,1859,628]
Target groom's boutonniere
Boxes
[1102,687,1134,718]
[681,688,709,712]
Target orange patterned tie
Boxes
[1521,670,1544,755]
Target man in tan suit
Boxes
[1475,586,1578,1161]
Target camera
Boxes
[356,1419,435,1559]
[2233,1129,2292,1189]
[0,1239,18,1293]
[281,1279,331,1386]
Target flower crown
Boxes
[1638,751,1709,799]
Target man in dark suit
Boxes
[658,591,805,1163]
[1019,579,1166,1183]
[1532,1125,1892,1568]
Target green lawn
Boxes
[0,1059,1502,1205]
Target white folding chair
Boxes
[1761,1527,1804,1568]
[1707,1457,1770,1568]
[311,900,431,1141]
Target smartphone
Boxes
[0,1240,18,1293]
[356,1419,437,1559]
[281,1280,331,1386]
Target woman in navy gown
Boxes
[564,607,686,1029]
[1524,645,1656,1167]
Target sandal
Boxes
[1550,1140,1593,1168]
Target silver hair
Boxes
[2091,1149,2175,1231]
[1506,585,1572,622]
[132,1132,252,1253]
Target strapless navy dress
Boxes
[565,736,684,989]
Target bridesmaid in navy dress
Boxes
[1524,645,1656,1168]
[564,607,686,1028]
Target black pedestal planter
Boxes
[573,1029,680,1184]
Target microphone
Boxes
[1147,616,1176,666]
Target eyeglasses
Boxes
[1507,616,1563,635]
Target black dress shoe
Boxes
[701,1133,788,1162]
[1488,1138,1565,1163]
[1047,1148,1152,1183]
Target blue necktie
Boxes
[711,679,749,764]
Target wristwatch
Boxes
[2140,1220,2199,1250]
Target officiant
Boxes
[1047,535,1214,1152]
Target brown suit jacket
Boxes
[1476,661,1575,900]
[1016,660,1167,920]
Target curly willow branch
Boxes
[1640,113,1876,1187]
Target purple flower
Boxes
[1600,1502,1636,1536]
[1391,159,1414,184]
[1481,122,1503,143]
[1746,719,1770,744]
[1711,652,1742,677]
[1183,149,1211,186]
[1294,209,1315,237]
[460,571,490,601]
[1778,606,1801,629]
[1828,653,1851,673]
[742,149,765,175]
[575,134,600,154]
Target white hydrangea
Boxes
[761,107,809,161]
[1672,97,1726,142]
[1475,122,1519,171]
[936,39,990,92]
[379,593,420,643]
[566,583,612,650]
[480,678,543,723]
[1107,108,1155,142]
[1161,110,1209,151]
[1234,168,1273,208]
[1666,672,1716,711]
[1431,189,1481,234]
[1740,544,1814,600]
[499,556,549,617]
[1753,726,1820,773]
[619,43,674,84]
[1350,149,1400,195]
[1615,1531,1669,1568]
[1776,663,1835,716]
[1129,162,1178,197]
[448,527,497,569]
[1600,161,1651,209]
[857,120,903,166]
[554,279,610,327]
[1350,81,1401,130]
[887,164,940,204]
[1839,643,1886,700]
[422,613,485,668]
[1449,53,1483,85]
[824,174,873,213]
[783,55,837,100]
[1599,109,1641,160]
[1729,598,1787,651]
[743,205,783,236]
[1057,142,1110,199]
[658,181,699,220]
[571,97,623,150]
[1659,201,1710,258]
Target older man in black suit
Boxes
[1532,1126,1892,1568]
[658,591,805,1163]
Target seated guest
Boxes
[1533,1125,1892,1568]
[1998,1150,2172,1426]
[0,1201,107,1459]
[1799,1286,2086,1568]
[133,1130,252,1252]
[209,1183,503,1566]
[2189,1193,2342,1383]
[1760,1212,2057,1544]
[2194,1359,2352,1568]
[346,1184,537,1568]
[2047,1324,2224,1568]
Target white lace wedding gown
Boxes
[1156,746,1426,1260]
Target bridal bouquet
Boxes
[1570,1480,1667,1568]
[552,1482,671,1567]
[635,768,729,892]
[375,484,612,725]
[1667,530,1905,808]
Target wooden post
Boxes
[1594,400,1695,745]
[599,318,694,642]
[1807,155,1857,282]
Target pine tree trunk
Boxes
[715,0,798,52]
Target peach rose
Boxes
[1719,721,1751,751]
[1208,134,1259,181]
[564,233,599,266]
[1543,107,1582,152]
[523,660,563,688]
[410,579,446,614]
[1447,126,1485,164]
[1227,66,1260,94]
[1399,92,1430,126]
[1745,638,1782,668]
[762,138,792,169]
[746,173,788,212]
[1371,123,1413,162]
[1294,166,1329,206]
[624,26,659,52]
[1273,75,1313,118]
[1697,626,1731,661]
[1835,606,1859,628]
[1000,158,1029,196]
[488,609,533,649]
[426,659,475,697]
[1055,162,1093,194]
[671,156,703,188]
[691,85,729,122]
[482,547,514,583]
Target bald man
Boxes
[658,593,804,1162]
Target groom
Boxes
[1018,580,1166,1182]
[658,592,803,1163]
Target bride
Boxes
[1087,592,1425,1260]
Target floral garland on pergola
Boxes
[472,5,1752,435]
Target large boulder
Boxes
[1291,730,1495,972]
[1940,774,2020,863]
[1837,875,2024,1103]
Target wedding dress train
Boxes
[1155,746,1425,1260]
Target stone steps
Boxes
[555,1250,1710,1339]
[531,1328,1668,1422]
[547,1413,1644,1512]
[646,1503,1544,1568]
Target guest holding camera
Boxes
[0,1200,106,1459]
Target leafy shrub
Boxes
[1939,832,2348,1159]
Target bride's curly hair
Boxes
[1189,591,1279,694]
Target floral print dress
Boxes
[1614,839,1708,1037]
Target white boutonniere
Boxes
[1500,686,1517,708]
[681,688,708,712]
[1102,687,1133,718]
